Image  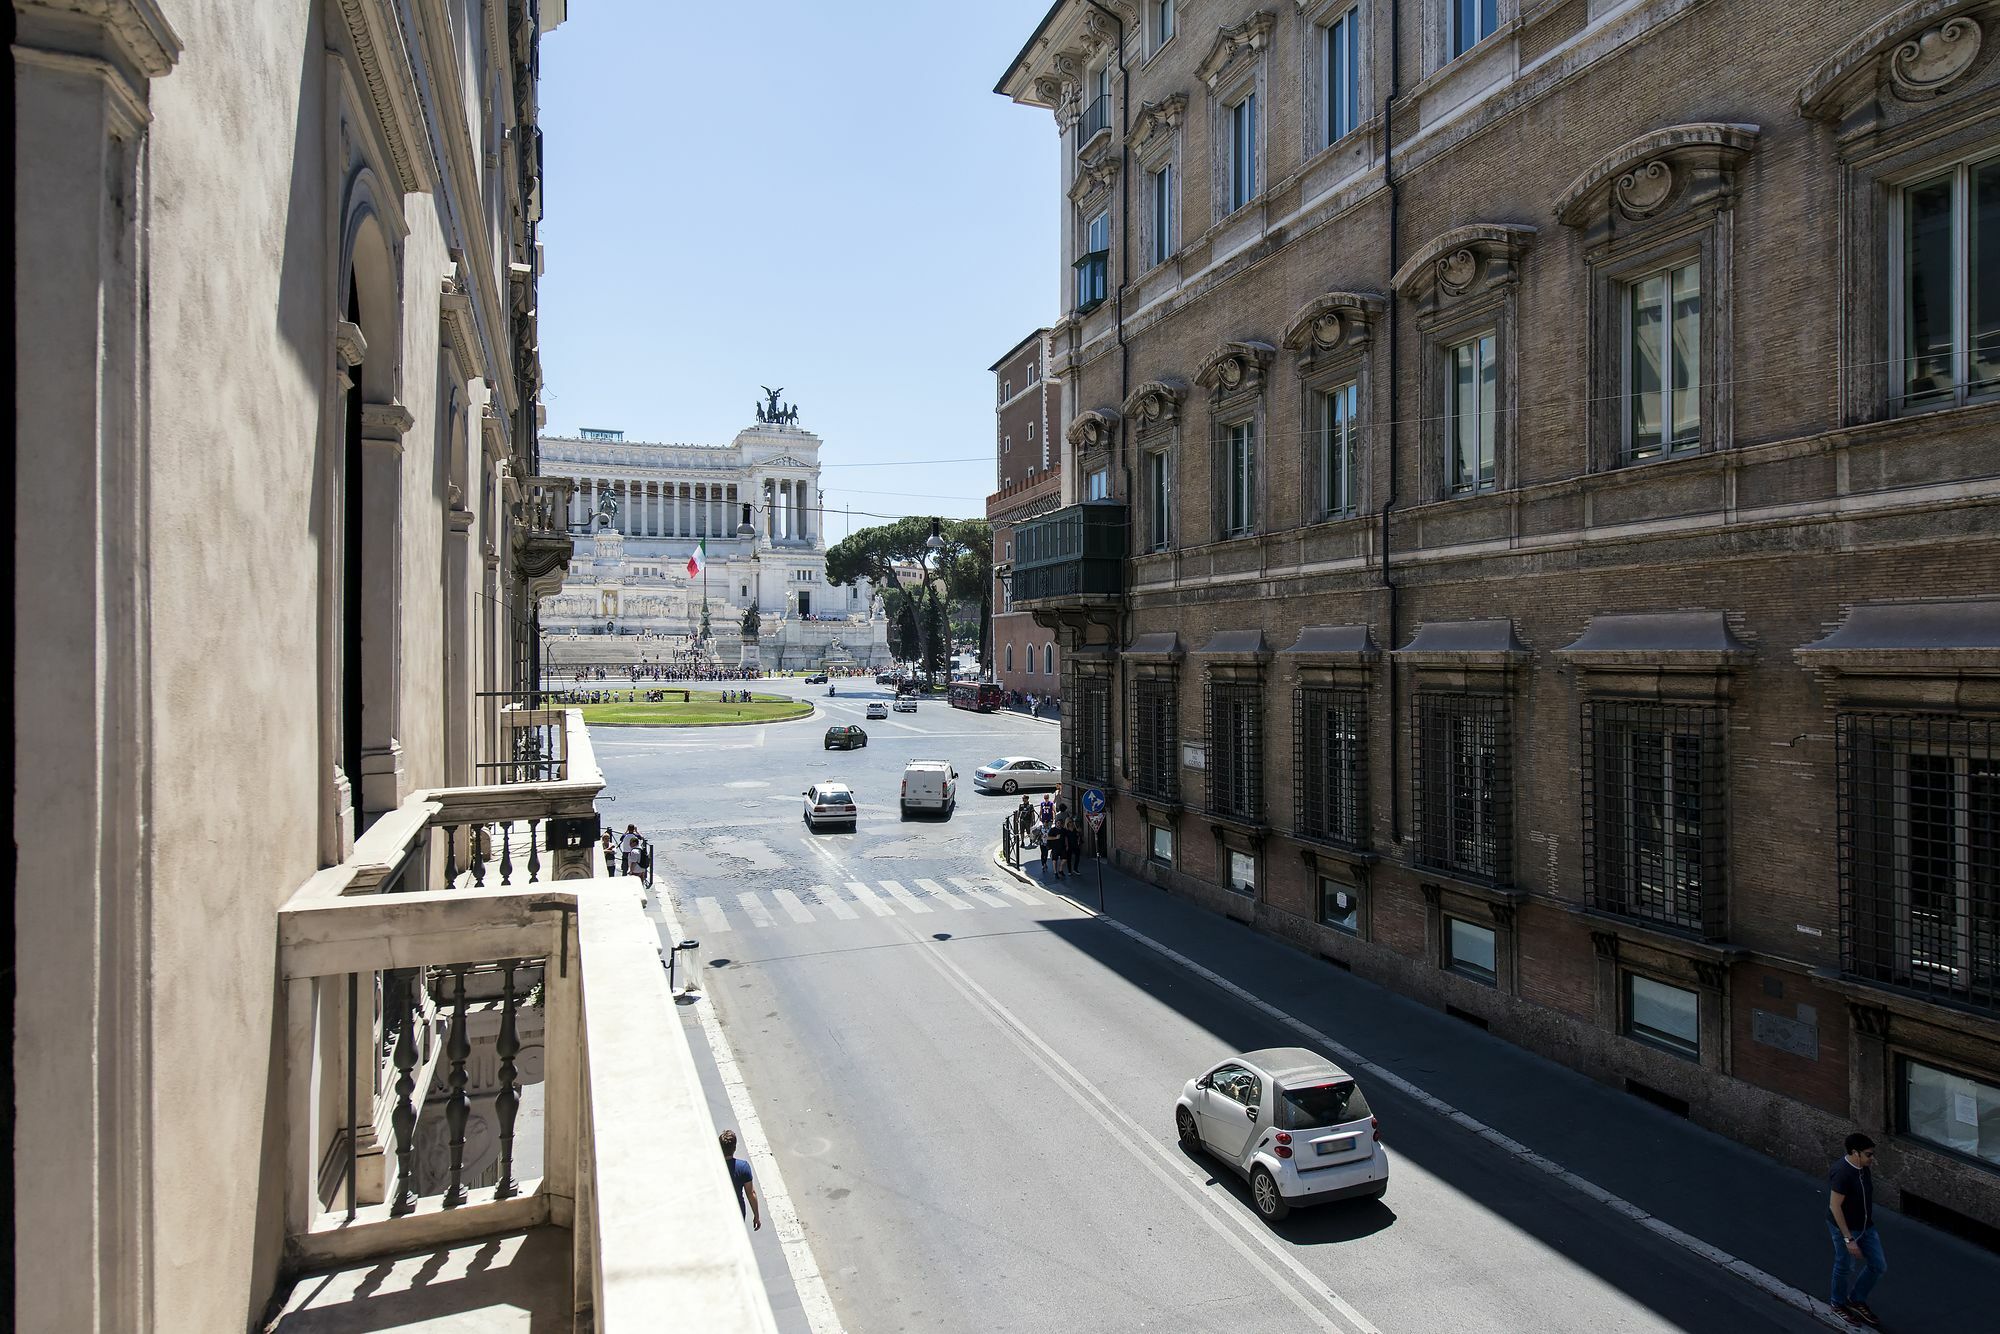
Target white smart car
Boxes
[1175,1046,1387,1223]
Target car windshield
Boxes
[1276,1080,1371,1129]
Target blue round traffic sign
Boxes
[1082,787,1106,815]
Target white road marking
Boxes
[694,897,729,933]
[737,893,777,929]
[806,884,858,920]
[962,875,1039,907]
[914,877,975,911]
[903,923,1373,1334]
[875,879,932,914]
[798,836,848,874]
[1028,870,1855,1334]
[941,875,1009,907]
[843,881,894,917]
[655,882,847,1334]
[771,888,817,924]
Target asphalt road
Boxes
[597,682,1825,1334]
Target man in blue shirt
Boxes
[1826,1132,1884,1325]
[719,1129,761,1231]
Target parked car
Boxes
[804,673,828,684]
[1175,1047,1387,1223]
[972,756,1061,794]
[900,760,957,818]
[802,781,857,831]
[823,725,867,750]
[875,671,896,685]
[865,702,889,719]
[892,696,918,713]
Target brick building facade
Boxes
[998,0,2000,1233]
[989,329,1066,700]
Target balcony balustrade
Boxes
[1078,92,1111,147]
[1011,502,1127,607]
[515,475,577,600]
[271,710,776,1332]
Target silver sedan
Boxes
[972,756,1061,794]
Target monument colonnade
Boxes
[563,474,815,541]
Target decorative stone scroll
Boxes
[1127,93,1187,154]
[1390,224,1536,312]
[1066,407,1122,451]
[1554,123,1760,231]
[1192,340,1276,397]
[1799,1,1994,118]
[1197,10,1277,90]
[1122,379,1186,427]
[1280,291,1386,370]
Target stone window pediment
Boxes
[1066,407,1122,451]
[1127,94,1187,156]
[1795,596,2000,708]
[1193,339,1276,399]
[1281,291,1386,368]
[1197,10,1277,91]
[1391,223,1536,315]
[1068,154,1121,208]
[1798,1,1995,123]
[1123,378,1186,428]
[1554,123,1761,247]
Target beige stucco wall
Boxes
[15,0,546,1327]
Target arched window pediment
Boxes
[1066,407,1122,451]
[1193,340,1276,396]
[1554,123,1761,230]
[1799,1,1993,121]
[1280,291,1387,361]
[1197,11,1277,91]
[1122,378,1187,426]
[1390,224,1536,310]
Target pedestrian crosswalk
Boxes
[686,875,1052,931]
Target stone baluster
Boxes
[441,966,472,1207]
[493,960,522,1200]
[527,818,542,883]
[499,822,514,885]
[388,989,420,1216]
[443,823,460,886]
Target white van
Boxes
[900,760,957,818]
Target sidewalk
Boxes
[995,848,1998,1333]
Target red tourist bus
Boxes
[950,682,1004,713]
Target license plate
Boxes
[1317,1135,1357,1156]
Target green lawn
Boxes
[573,691,812,727]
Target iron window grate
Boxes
[1412,692,1512,884]
[1839,713,1999,1015]
[1076,680,1112,785]
[1295,687,1367,847]
[1582,702,1727,938]
[1131,675,1180,803]
[1206,676,1264,822]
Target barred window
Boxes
[1584,703,1726,937]
[1208,681,1264,821]
[1075,680,1111,785]
[1841,714,2000,1013]
[1413,693,1511,882]
[1296,687,1367,847]
[1132,677,1180,802]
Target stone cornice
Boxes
[336,0,435,192]
[439,266,484,383]
[1554,123,1760,227]
[1799,0,1993,120]
[1390,223,1537,301]
[1197,10,1275,91]
[17,0,180,76]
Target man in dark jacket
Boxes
[1826,1132,1885,1325]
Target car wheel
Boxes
[1251,1166,1290,1221]
[899,803,910,820]
[1176,1107,1201,1153]
[824,742,832,750]
[1002,779,1018,795]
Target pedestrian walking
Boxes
[1015,795,1034,845]
[719,1130,761,1230]
[1827,1132,1886,1325]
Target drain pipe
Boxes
[1380,3,1404,844]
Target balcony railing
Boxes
[1012,502,1126,606]
[1078,93,1111,147]
[274,710,777,1331]
[515,475,577,599]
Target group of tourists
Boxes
[1001,690,1056,720]
[1002,793,1087,878]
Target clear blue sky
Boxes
[537,1,1059,541]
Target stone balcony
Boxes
[514,475,578,601]
[267,711,775,1332]
[1010,501,1127,609]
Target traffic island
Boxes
[572,691,812,727]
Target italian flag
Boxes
[686,540,707,579]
